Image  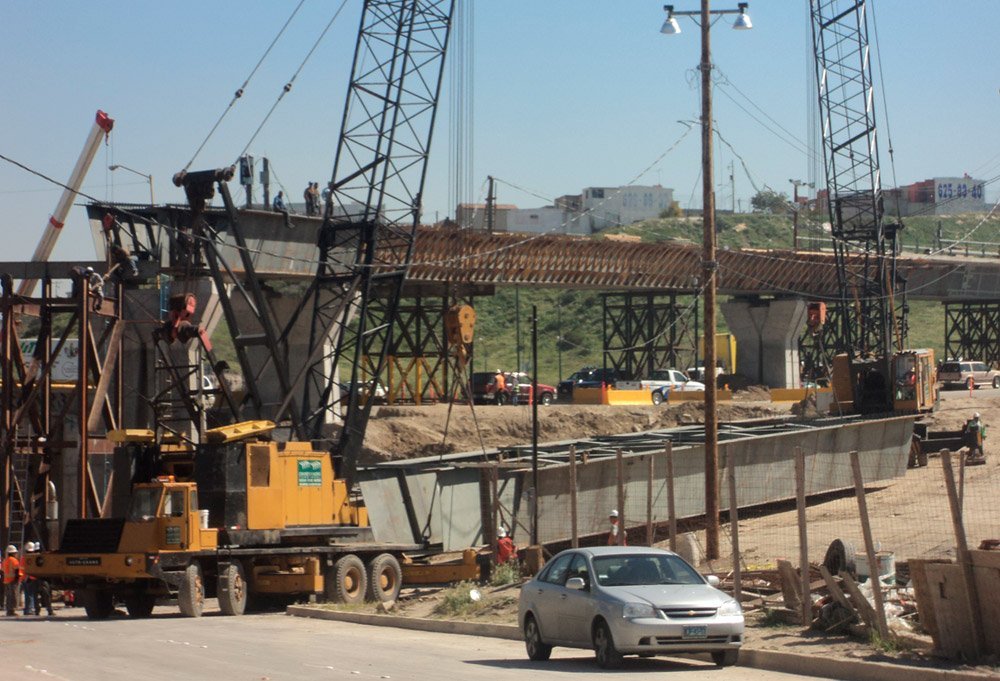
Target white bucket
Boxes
[199,509,210,530]
[855,551,895,584]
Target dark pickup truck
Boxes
[556,367,625,402]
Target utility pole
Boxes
[662,0,753,561]
[261,157,271,210]
[531,304,539,545]
[789,179,813,251]
[730,161,736,213]
[486,175,496,233]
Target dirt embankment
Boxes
[360,400,789,464]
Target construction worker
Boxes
[3,544,20,616]
[494,370,507,406]
[84,266,105,311]
[963,412,986,461]
[608,509,626,546]
[497,527,516,564]
[22,542,37,616]
[32,543,53,616]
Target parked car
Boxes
[518,546,743,669]
[506,372,557,405]
[471,371,556,405]
[641,369,705,405]
[938,359,1000,389]
[557,367,625,401]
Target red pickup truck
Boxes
[471,371,556,405]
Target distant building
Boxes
[885,176,987,216]
[581,185,675,232]
[455,183,675,235]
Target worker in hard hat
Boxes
[963,412,986,461]
[608,509,626,546]
[21,542,38,616]
[26,541,53,616]
[497,526,516,564]
[3,544,20,616]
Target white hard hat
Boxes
[609,509,619,518]
[498,527,508,539]
[24,542,34,552]
[6,544,17,554]
[974,412,981,419]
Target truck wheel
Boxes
[993,376,1000,389]
[651,390,664,406]
[82,589,114,620]
[366,553,402,603]
[540,392,553,406]
[218,562,248,616]
[124,593,156,618]
[178,563,205,617]
[328,554,367,604]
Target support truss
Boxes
[945,301,1000,367]
[602,292,695,381]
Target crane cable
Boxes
[235,0,350,164]
[183,0,307,172]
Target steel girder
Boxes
[602,293,695,381]
[945,301,1000,367]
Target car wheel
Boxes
[993,376,1000,389]
[711,650,739,667]
[524,615,552,661]
[651,390,664,406]
[540,392,553,406]
[593,620,624,669]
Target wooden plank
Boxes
[941,450,985,658]
[569,445,578,548]
[970,551,1000,655]
[925,562,977,660]
[819,565,854,613]
[850,451,890,640]
[666,442,676,552]
[646,452,654,546]
[776,559,802,612]
[839,571,876,630]
[795,446,810,627]
[909,559,950,641]
[728,448,741,604]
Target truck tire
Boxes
[124,593,156,618]
[651,390,664,406]
[539,392,553,406]
[218,562,248,616]
[366,553,402,603]
[178,563,205,617]
[328,554,367,604]
[993,376,1000,389]
[82,589,114,620]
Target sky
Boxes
[1,1,998,263]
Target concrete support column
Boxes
[722,298,808,389]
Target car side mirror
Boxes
[565,577,586,591]
[705,575,721,587]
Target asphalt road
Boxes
[0,605,810,681]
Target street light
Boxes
[789,179,814,251]
[109,164,155,205]
[661,1,752,561]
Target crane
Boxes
[810,0,909,413]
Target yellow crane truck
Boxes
[24,422,438,619]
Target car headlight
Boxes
[718,599,742,616]
[622,602,659,619]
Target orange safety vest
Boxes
[497,537,516,563]
[2,556,20,584]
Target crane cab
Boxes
[119,478,217,553]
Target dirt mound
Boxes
[360,400,789,463]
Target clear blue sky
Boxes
[1,1,997,262]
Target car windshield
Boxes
[593,553,704,587]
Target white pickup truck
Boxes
[641,369,706,405]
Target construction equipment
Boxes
[22,0,474,616]
[810,1,933,414]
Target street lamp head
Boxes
[733,3,752,30]
[108,164,120,171]
[660,5,681,34]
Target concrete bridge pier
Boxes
[721,298,808,388]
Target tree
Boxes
[750,189,790,214]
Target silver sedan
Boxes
[518,546,743,669]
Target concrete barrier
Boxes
[667,389,733,402]
[572,386,604,405]
[605,388,654,406]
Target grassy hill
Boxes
[210,212,996,386]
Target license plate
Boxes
[682,626,707,639]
